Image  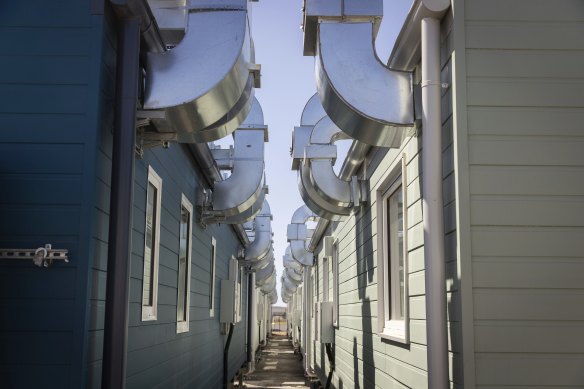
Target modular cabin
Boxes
[283,0,584,388]
[0,1,277,388]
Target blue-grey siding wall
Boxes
[122,146,248,389]
[0,1,108,388]
[0,1,249,388]
[83,5,249,389]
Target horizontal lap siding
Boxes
[464,0,584,386]
[312,11,459,388]
[0,1,105,388]
[121,145,246,389]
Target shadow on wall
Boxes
[356,202,375,389]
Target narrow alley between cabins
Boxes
[240,333,312,389]
[1,0,583,389]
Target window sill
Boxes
[379,322,408,344]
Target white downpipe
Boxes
[422,17,449,388]
[302,266,311,374]
[247,272,257,374]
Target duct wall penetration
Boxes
[287,205,318,266]
[142,0,259,143]
[303,0,415,147]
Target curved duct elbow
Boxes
[243,201,273,261]
[143,0,259,143]
[287,205,318,266]
[201,121,267,222]
[283,246,303,272]
[250,248,273,271]
[260,274,276,294]
[218,186,266,224]
[285,267,302,285]
[304,1,415,147]
[298,116,366,220]
[282,274,298,295]
[255,261,275,284]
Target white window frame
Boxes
[238,267,244,322]
[377,154,409,343]
[176,194,193,333]
[323,256,329,302]
[332,240,339,327]
[209,237,217,317]
[142,166,162,321]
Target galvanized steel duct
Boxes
[200,98,268,223]
[242,201,272,262]
[255,261,275,285]
[297,116,367,220]
[287,205,318,266]
[303,0,415,147]
[142,0,258,143]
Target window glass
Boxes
[177,195,193,332]
[142,167,162,321]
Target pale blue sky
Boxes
[248,0,412,305]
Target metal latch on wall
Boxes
[0,244,69,268]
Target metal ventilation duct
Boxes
[147,0,187,47]
[260,274,276,294]
[285,267,302,286]
[283,246,302,272]
[297,116,366,220]
[282,274,298,295]
[142,0,259,143]
[219,186,267,224]
[291,93,327,170]
[287,205,318,266]
[200,111,267,222]
[255,261,275,284]
[242,201,272,262]
[250,248,273,271]
[303,0,415,147]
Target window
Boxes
[377,155,408,343]
[238,267,244,322]
[332,240,339,327]
[142,166,162,321]
[176,195,193,333]
[323,256,329,302]
[209,237,217,317]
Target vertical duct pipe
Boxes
[421,17,448,389]
[247,271,257,373]
[102,16,141,389]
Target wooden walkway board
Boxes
[239,334,311,389]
